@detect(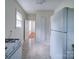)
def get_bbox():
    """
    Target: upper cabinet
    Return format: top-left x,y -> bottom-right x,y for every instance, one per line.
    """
51,8 -> 68,32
